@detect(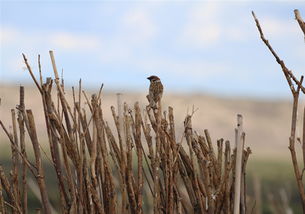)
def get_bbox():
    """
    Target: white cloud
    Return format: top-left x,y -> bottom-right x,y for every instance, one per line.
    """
180,2 -> 223,47
227,26 -> 248,41
121,7 -> 157,43
0,27 -> 19,44
0,26 -> 103,52
49,32 -> 102,51
179,2 -> 250,47
260,16 -> 299,38
98,7 -> 158,62
179,3 -> 302,48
